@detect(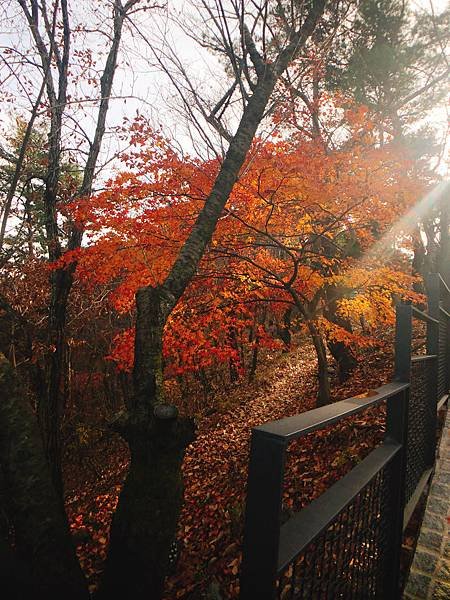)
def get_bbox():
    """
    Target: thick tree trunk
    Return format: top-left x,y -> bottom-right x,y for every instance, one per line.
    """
327,337 -> 357,382
289,289 -> 330,406
40,268 -> 71,496
439,194 -> 450,284
101,67 -> 282,600
412,228 -> 427,296
306,320 -> 330,407
323,294 -> 357,383
229,325 -> 240,382
97,418 -> 194,599
249,337 -> 259,382
277,307 -> 292,349
99,287 -> 195,598
0,355 -> 88,600
0,469 -> 30,600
